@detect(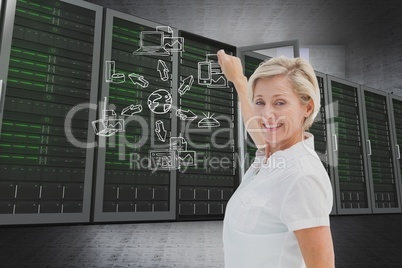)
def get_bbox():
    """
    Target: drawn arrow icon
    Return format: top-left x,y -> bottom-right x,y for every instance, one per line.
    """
176,109 -> 197,121
155,120 -> 167,142
178,75 -> 194,96
128,73 -> 149,88
157,60 -> 169,81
